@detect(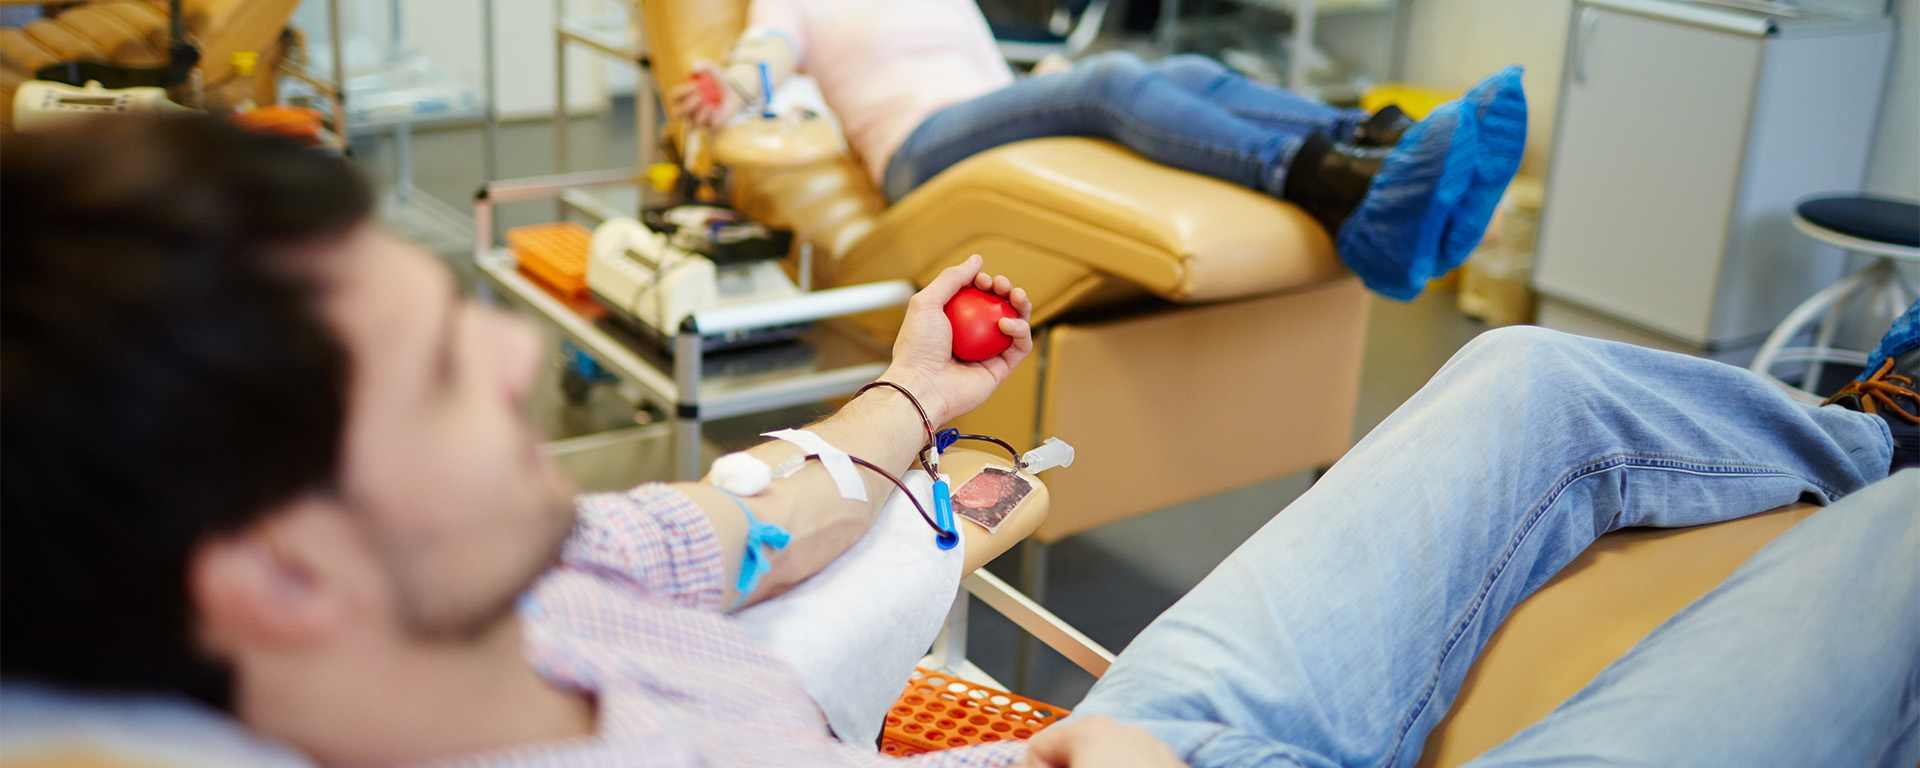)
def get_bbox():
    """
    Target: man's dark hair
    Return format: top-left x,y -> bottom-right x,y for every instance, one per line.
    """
2,115 -> 373,709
